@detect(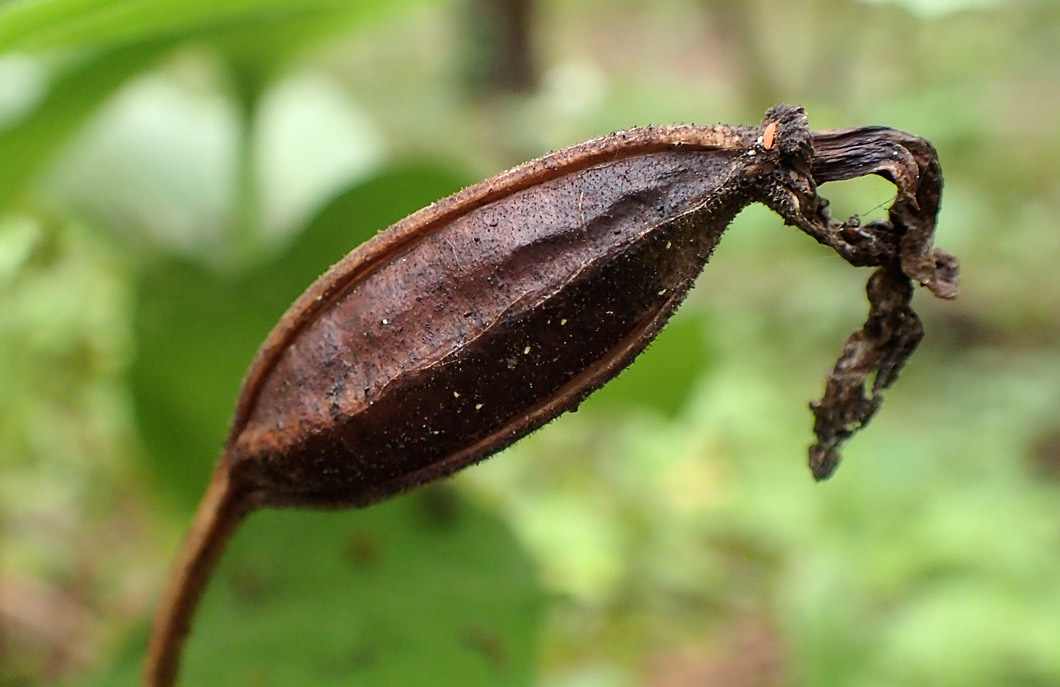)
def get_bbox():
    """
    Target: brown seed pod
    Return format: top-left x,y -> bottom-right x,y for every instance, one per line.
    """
144,105 -> 958,686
